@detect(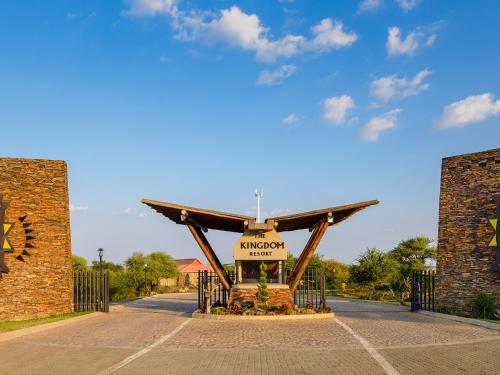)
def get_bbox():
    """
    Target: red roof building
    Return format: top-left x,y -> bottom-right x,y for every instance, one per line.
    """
176,258 -> 213,273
